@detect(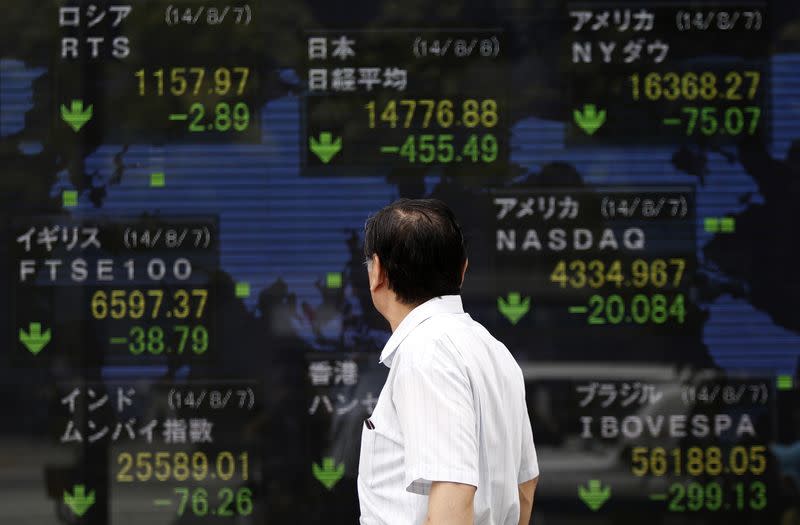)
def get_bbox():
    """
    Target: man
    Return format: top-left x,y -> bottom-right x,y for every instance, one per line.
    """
358,198 -> 539,525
